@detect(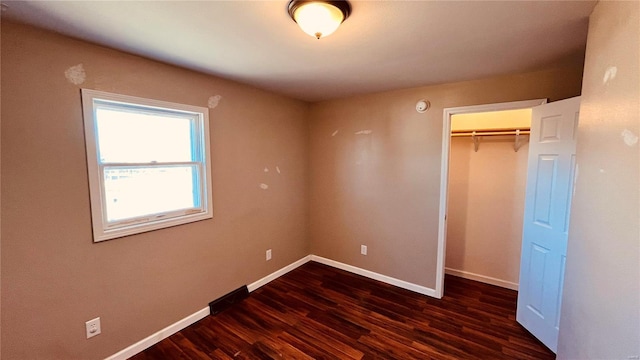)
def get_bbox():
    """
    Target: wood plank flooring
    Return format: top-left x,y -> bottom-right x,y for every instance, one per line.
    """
130,261 -> 555,359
